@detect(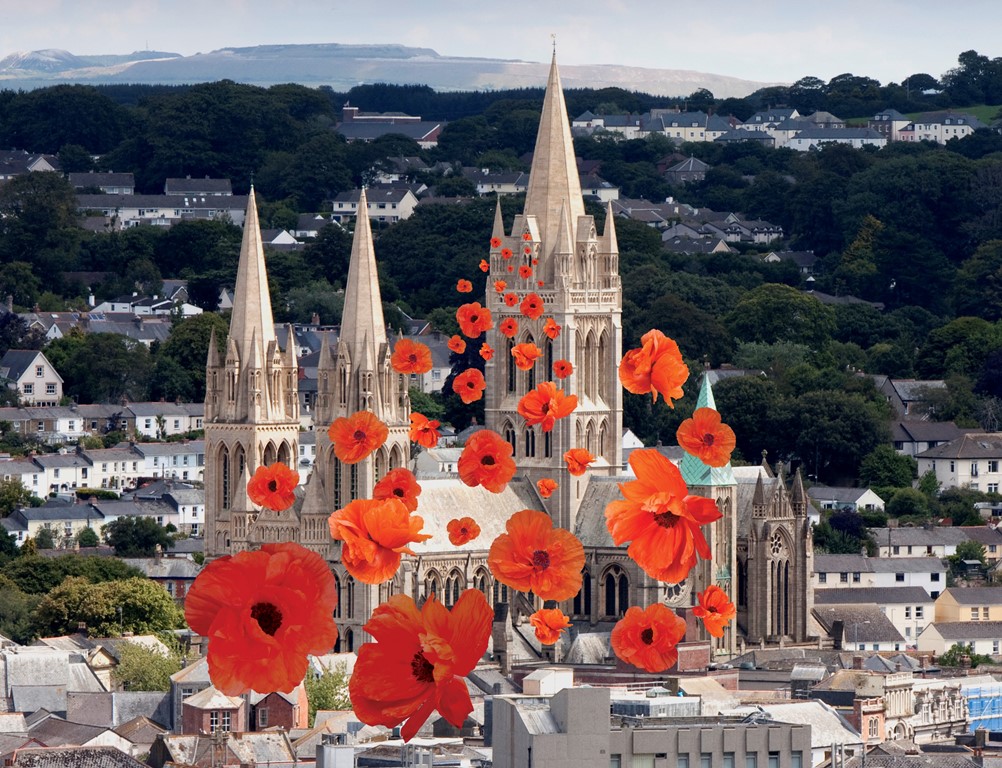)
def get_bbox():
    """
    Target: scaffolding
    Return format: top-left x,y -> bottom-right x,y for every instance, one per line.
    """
964,684 -> 1002,732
